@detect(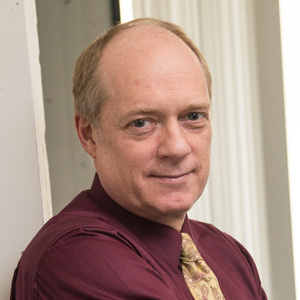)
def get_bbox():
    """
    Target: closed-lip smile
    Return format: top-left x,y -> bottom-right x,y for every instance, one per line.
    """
149,171 -> 193,184
151,173 -> 189,178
